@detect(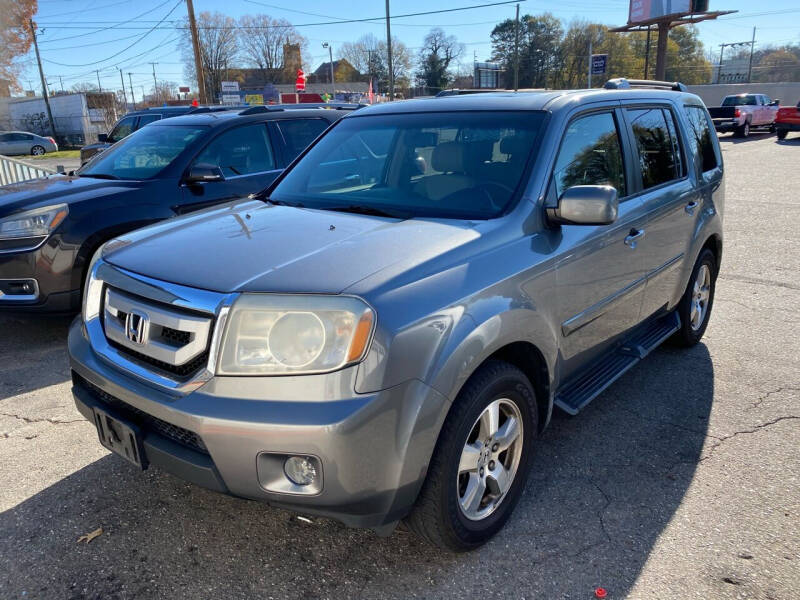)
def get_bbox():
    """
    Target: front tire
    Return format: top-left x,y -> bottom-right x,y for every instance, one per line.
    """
777,129 -> 788,140
672,248 -> 717,347
404,360 -> 537,551
31,145 -> 46,156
